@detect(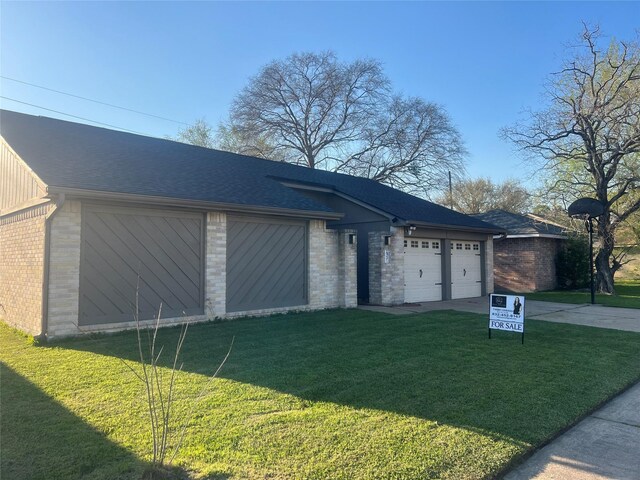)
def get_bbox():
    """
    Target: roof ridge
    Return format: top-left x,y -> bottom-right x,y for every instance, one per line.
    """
1,109 -> 501,232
